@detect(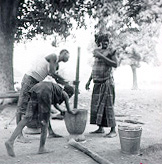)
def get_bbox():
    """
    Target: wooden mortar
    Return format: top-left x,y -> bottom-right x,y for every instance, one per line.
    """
64,109 -> 88,141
